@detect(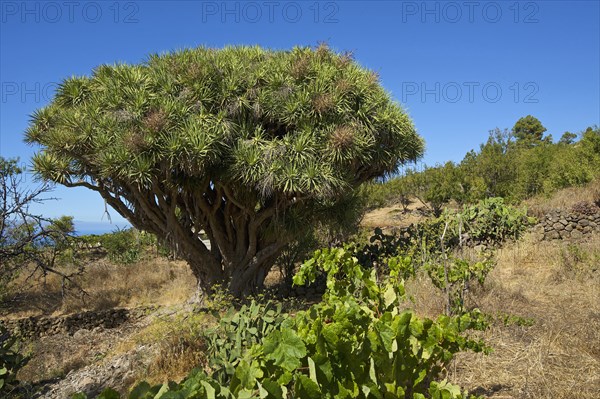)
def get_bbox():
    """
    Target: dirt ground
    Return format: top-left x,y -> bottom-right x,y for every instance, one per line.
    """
3,187 -> 600,398
360,196 -> 430,230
